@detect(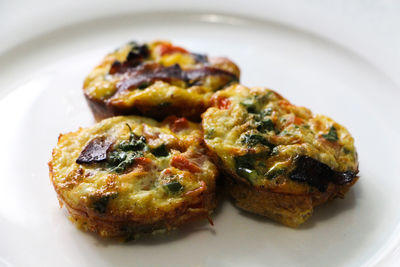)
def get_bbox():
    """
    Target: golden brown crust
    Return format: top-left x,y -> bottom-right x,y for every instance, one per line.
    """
84,90 -> 209,122
49,116 -> 218,238
52,181 -> 216,238
227,178 -> 313,227
201,84 -> 359,227
226,175 -> 358,227
209,151 -> 358,227
83,41 -> 240,122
